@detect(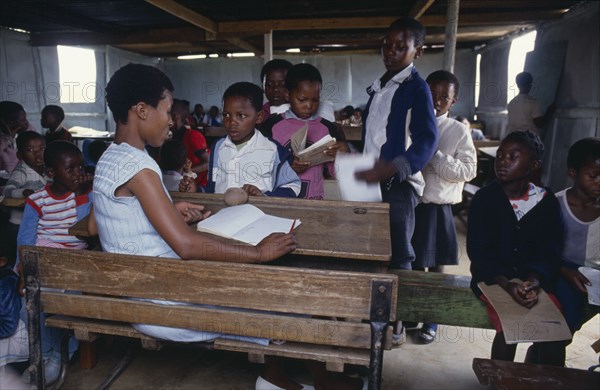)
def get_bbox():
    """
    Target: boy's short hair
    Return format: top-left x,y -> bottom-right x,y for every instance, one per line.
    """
16,130 -> 44,151
105,63 -> 174,125
0,101 -> 25,127
223,82 -> 263,113
388,17 -> 426,47
503,130 -> 545,161
159,139 -> 187,171
260,59 -> 294,83
285,63 -> 322,92
426,70 -> 461,95
567,137 -> 600,171
44,140 -> 81,169
516,72 -> 533,88
41,105 -> 65,121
